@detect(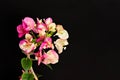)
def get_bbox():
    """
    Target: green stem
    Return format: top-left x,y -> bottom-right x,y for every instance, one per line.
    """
27,55 -> 38,80
30,31 -> 36,39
